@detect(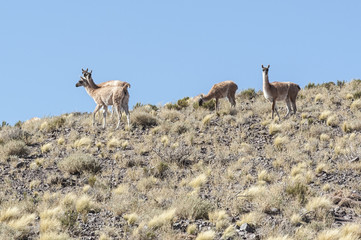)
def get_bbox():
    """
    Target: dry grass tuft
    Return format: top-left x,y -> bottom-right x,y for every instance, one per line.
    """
189,173 -> 208,188
75,195 -> 96,214
196,230 -> 216,240
41,143 -> 52,153
269,123 -> 282,135
74,137 -> 92,148
187,224 -> 197,234
0,207 -> 21,222
306,196 -> 332,219
148,208 -> 176,229
266,236 -> 294,240
319,110 -> 332,121
202,114 -> 214,126
350,99 -> 361,111
258,169 -> 273,183
39,232 -> 70,240
123,213 -> 139,225
342,120 -> 361,133
274,136 -> 288,150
